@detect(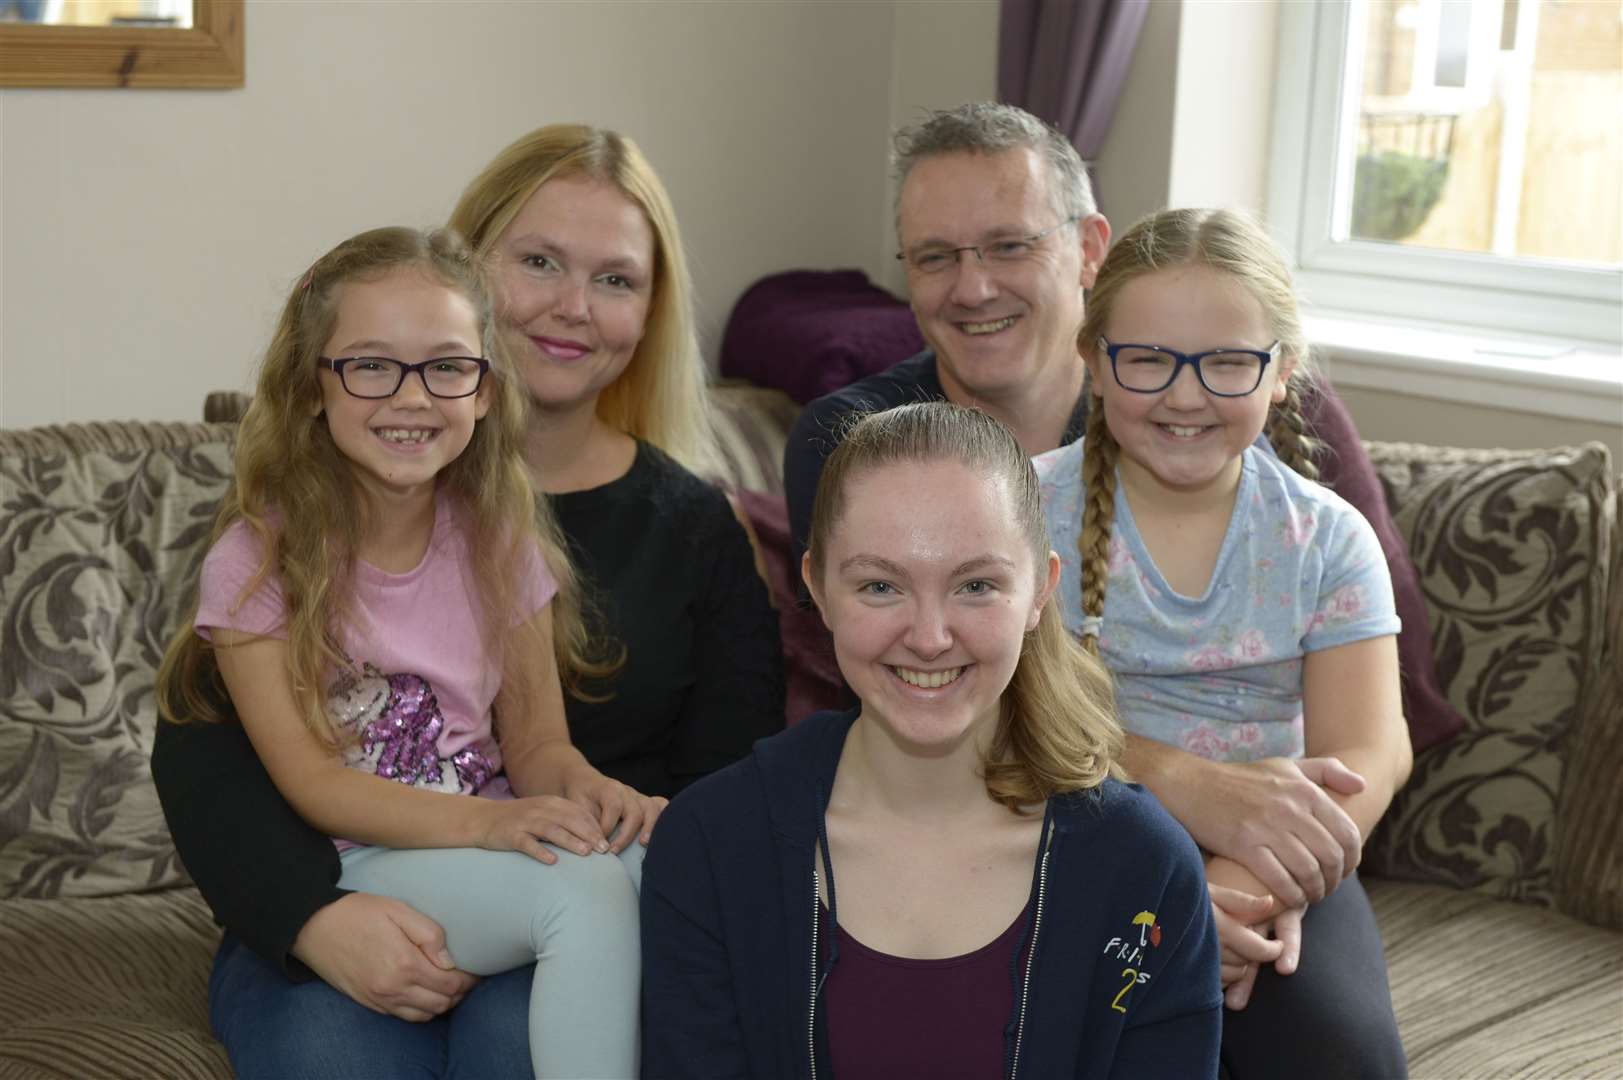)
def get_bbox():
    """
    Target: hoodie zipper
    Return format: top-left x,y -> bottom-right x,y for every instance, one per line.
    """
1008,824 -> 1052,1080
808,867 -> 821,1080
